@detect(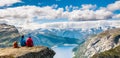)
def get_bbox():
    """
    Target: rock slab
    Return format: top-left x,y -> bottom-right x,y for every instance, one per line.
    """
0,46 -> 55,58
